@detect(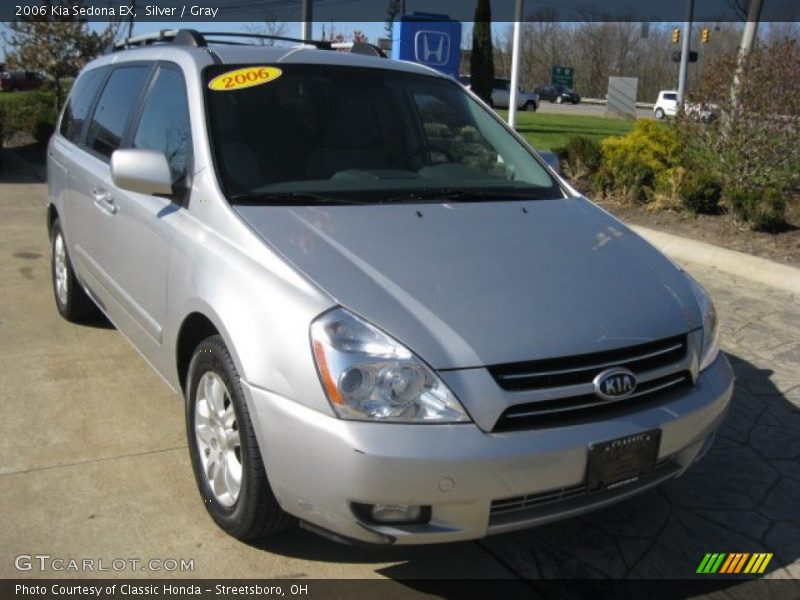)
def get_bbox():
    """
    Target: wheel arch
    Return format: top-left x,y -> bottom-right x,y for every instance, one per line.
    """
175,309 -> 242,394
47,203 -> 59,237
